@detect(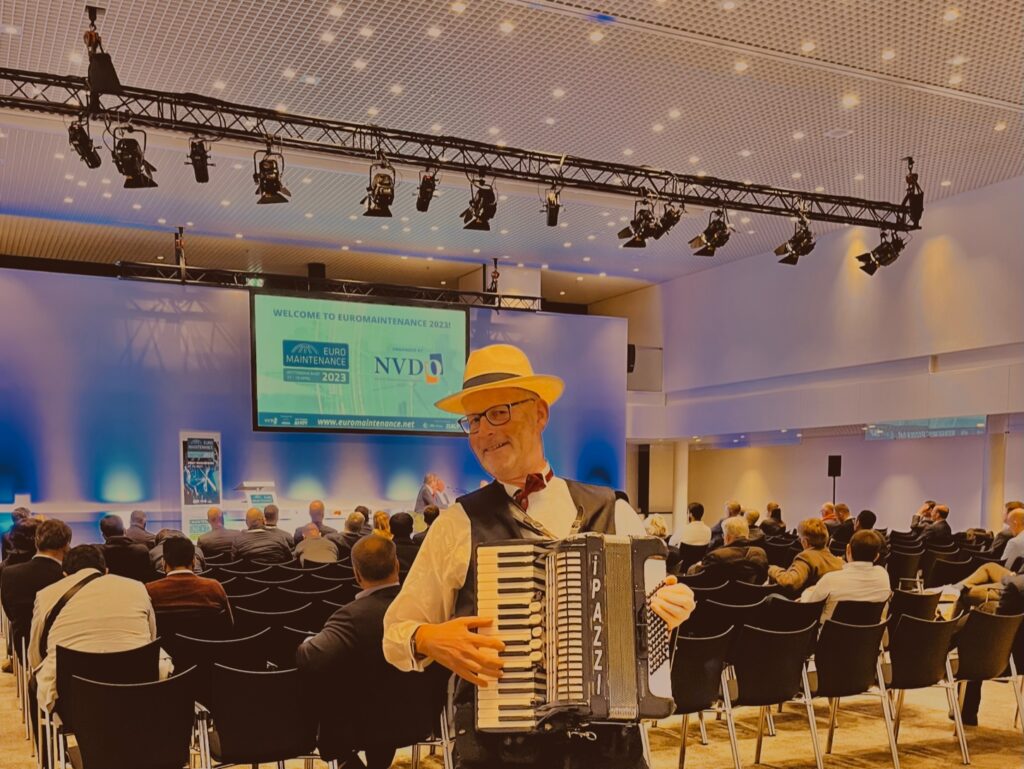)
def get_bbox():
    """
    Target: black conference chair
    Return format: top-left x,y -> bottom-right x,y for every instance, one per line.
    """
885,614 -> 967,764
172,629 -> 273,707
278,584 -> 355,610
810,620 -> 898,767
277,626 -> 315,669
69,666 -> 199,769
225,586 -> 271,607
204,664 -> 319,768
831,599 -> 888,625
234,603 -> 322,637
219,564 -> 274,579
751,595 -> 827,632
247,574 -> 305,590
717,581 -> 782,605
925,556 -> 974,589
885,589 -> 941,634
675,543 -> 709,574
885,550 -> 923,590
156,609 -> 232,655
675,571 -> 728,589
828,540 -> 847,558
670,628 -> 735,768
222,578 -> 268,597
685,599 -> 765,638
765,541 -> 800,569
